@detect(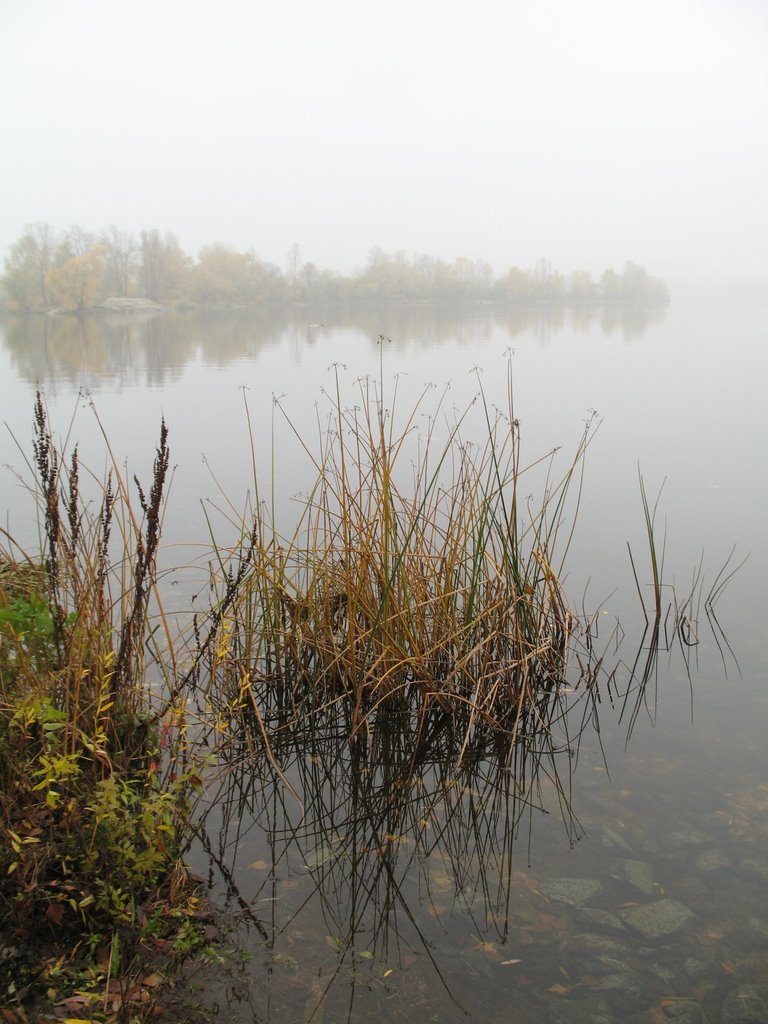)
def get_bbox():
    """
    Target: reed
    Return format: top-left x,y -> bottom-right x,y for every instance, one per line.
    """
201,359 -> 598,760
1,370 -> 733,1019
